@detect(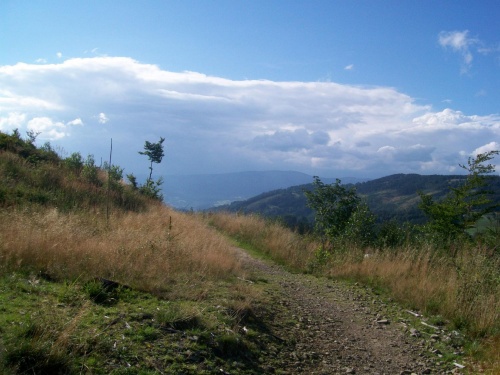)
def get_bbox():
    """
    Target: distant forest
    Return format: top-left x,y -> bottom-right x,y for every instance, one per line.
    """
216,173 -> 500,231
